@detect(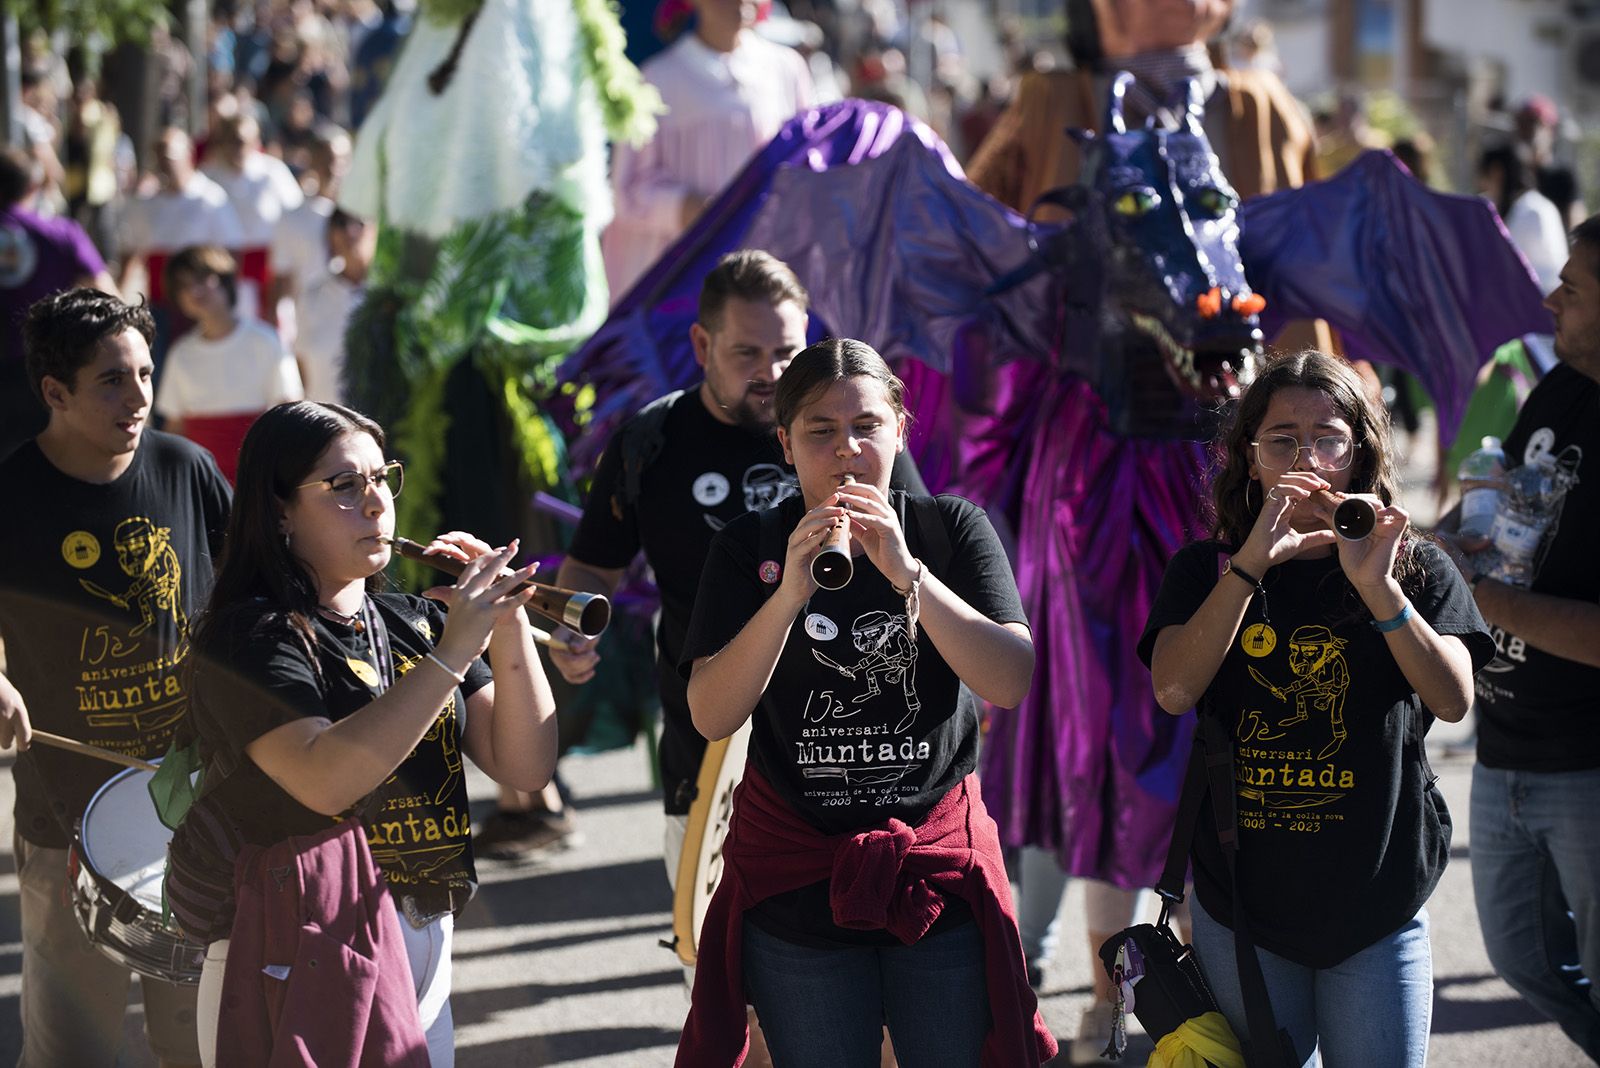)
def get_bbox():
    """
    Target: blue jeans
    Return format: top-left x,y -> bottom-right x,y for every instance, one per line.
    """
742,918 -> 991,1067
1190,895 -> 1432,1068
1471,763 -> 1600,1056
